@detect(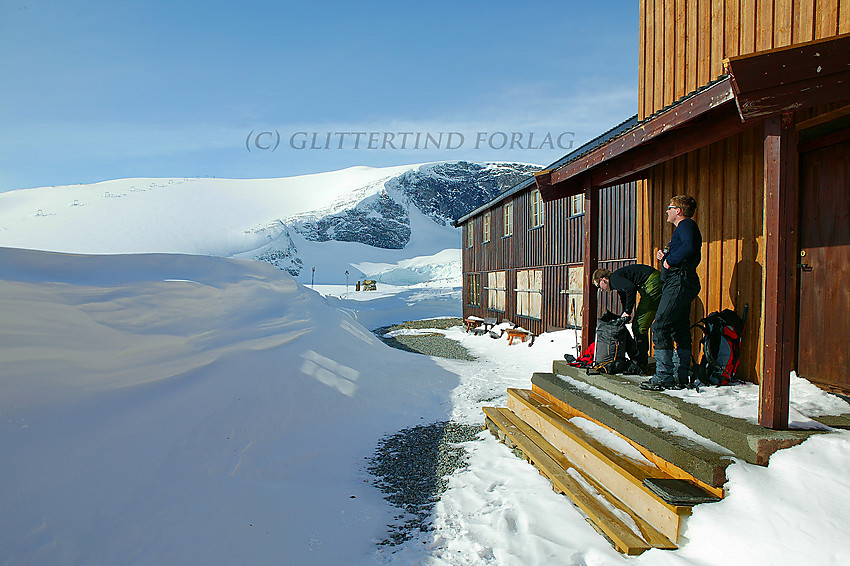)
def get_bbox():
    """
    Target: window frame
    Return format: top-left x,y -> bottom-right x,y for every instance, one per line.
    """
515,268 -> 543,320
568,194 -> 584,217
467,273 -> 482,306
530,189 -> 545,228
485,271 -> 506,313
503,201 -> 513,237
